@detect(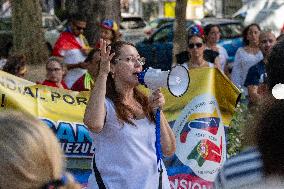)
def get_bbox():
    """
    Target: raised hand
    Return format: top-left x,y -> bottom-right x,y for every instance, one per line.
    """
99,39 -> 115,76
